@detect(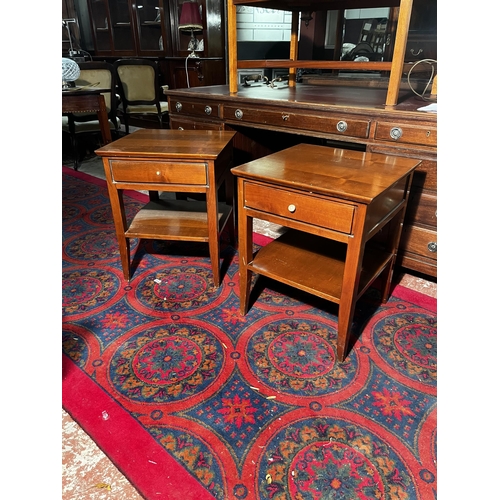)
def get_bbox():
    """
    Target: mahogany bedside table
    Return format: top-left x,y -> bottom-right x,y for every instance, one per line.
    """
231,144 -> 420,361
96,129 -> 236,287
